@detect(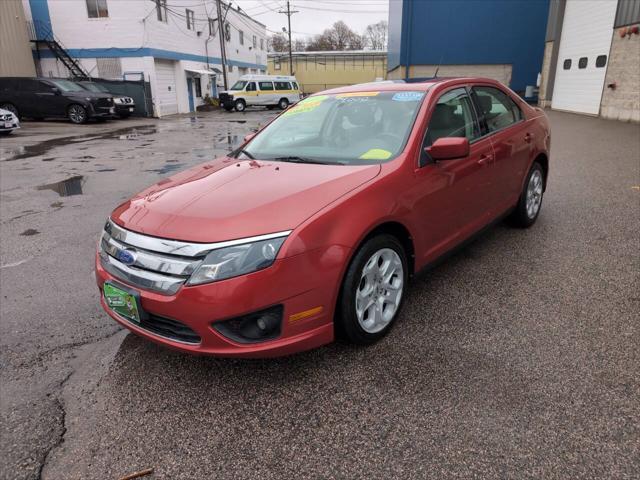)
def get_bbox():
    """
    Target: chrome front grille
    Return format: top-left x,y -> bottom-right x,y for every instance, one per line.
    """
99,220 -> 292,295
99,220 -> 205,295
